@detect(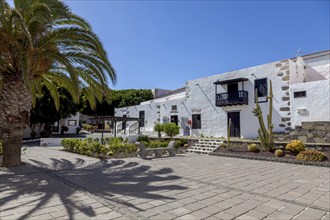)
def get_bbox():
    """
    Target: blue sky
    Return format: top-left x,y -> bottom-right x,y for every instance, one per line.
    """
9,0 -> 330,90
